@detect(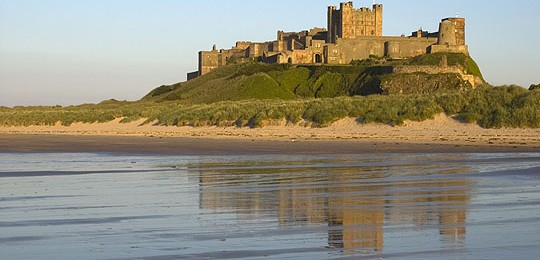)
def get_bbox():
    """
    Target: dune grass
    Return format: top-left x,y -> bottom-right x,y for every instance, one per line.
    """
1,86 -> 539,129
